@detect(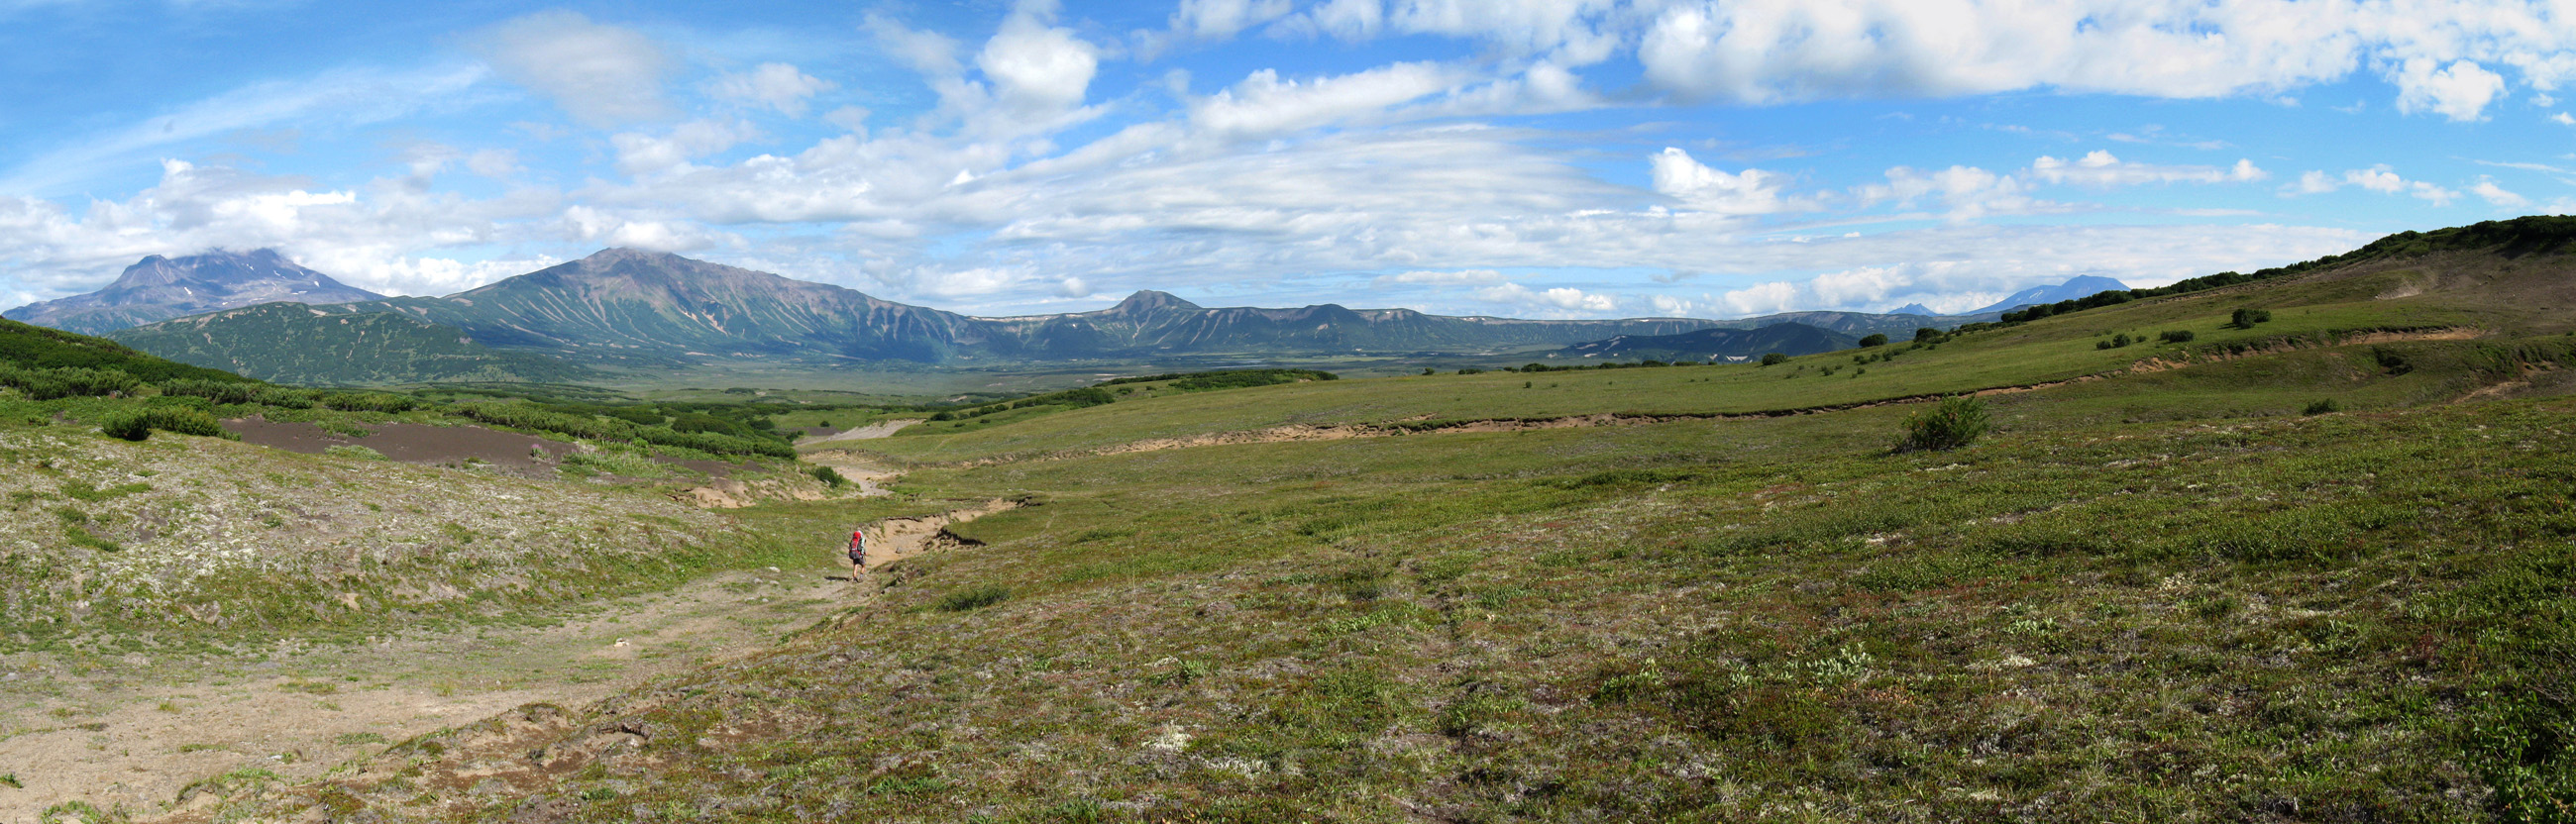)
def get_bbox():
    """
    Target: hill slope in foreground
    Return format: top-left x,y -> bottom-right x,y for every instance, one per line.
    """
40,216 -> 2576,822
